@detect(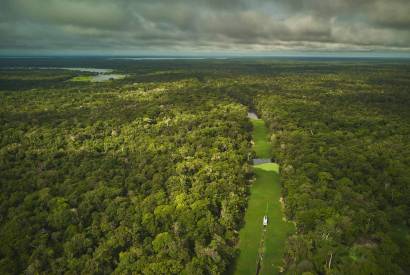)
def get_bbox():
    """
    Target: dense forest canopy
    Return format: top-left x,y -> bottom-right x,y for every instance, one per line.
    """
0,57 -> 409,274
